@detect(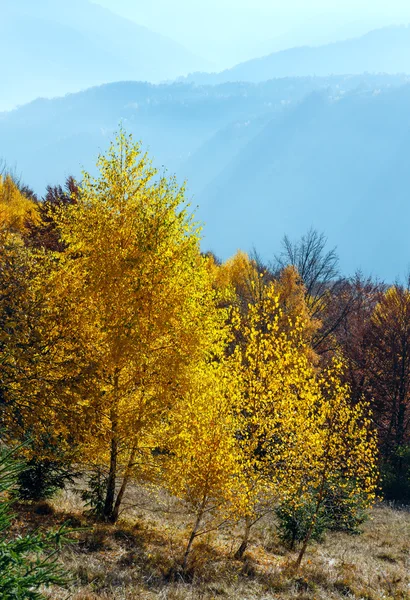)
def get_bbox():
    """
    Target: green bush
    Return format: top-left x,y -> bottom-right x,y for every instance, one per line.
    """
0,445 -> 73,599
16,434 -> 78,502
276,482 -> 368,549
17,457 -> 77,502
80,466 -> 109,519
324,485 -> 368,534
275,498 -> 328,549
